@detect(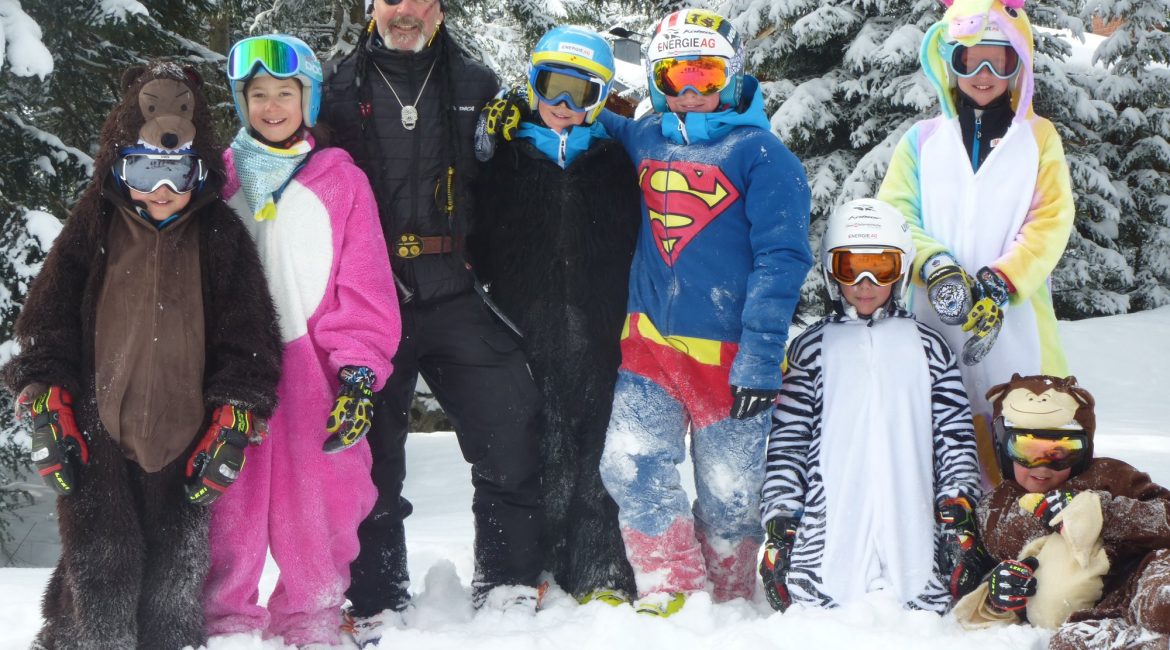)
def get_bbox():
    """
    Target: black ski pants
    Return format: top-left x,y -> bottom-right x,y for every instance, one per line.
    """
346,291 -> 541,615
